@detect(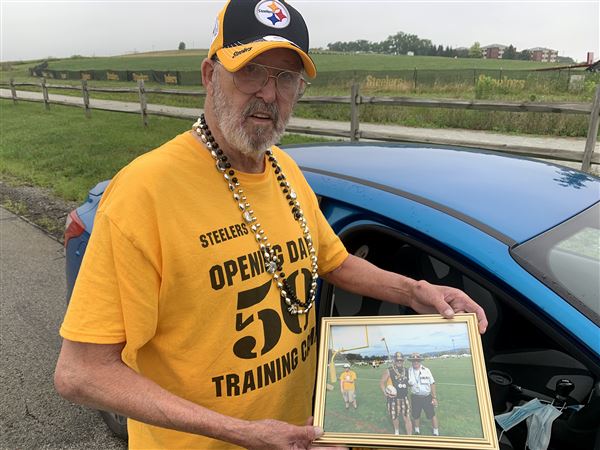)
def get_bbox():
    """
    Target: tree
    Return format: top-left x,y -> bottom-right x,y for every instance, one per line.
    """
325,32 -> 467,57
503,44 -> 517,60
518,49 -> 532,60
469,42 -> 482,58
380,31 -> 430,55
557,56 -> 575,64
456,48 -> 469,58
178,41 -> 186,51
